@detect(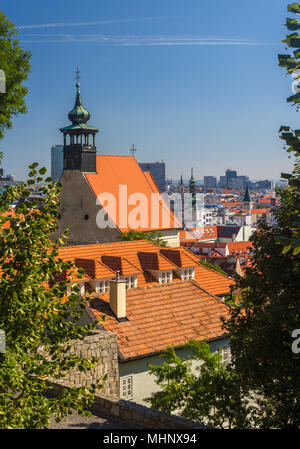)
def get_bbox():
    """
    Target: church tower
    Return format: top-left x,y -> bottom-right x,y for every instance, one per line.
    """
60,70 -> 99,173
189,168 -> 196,223
243,184 -> 253,210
